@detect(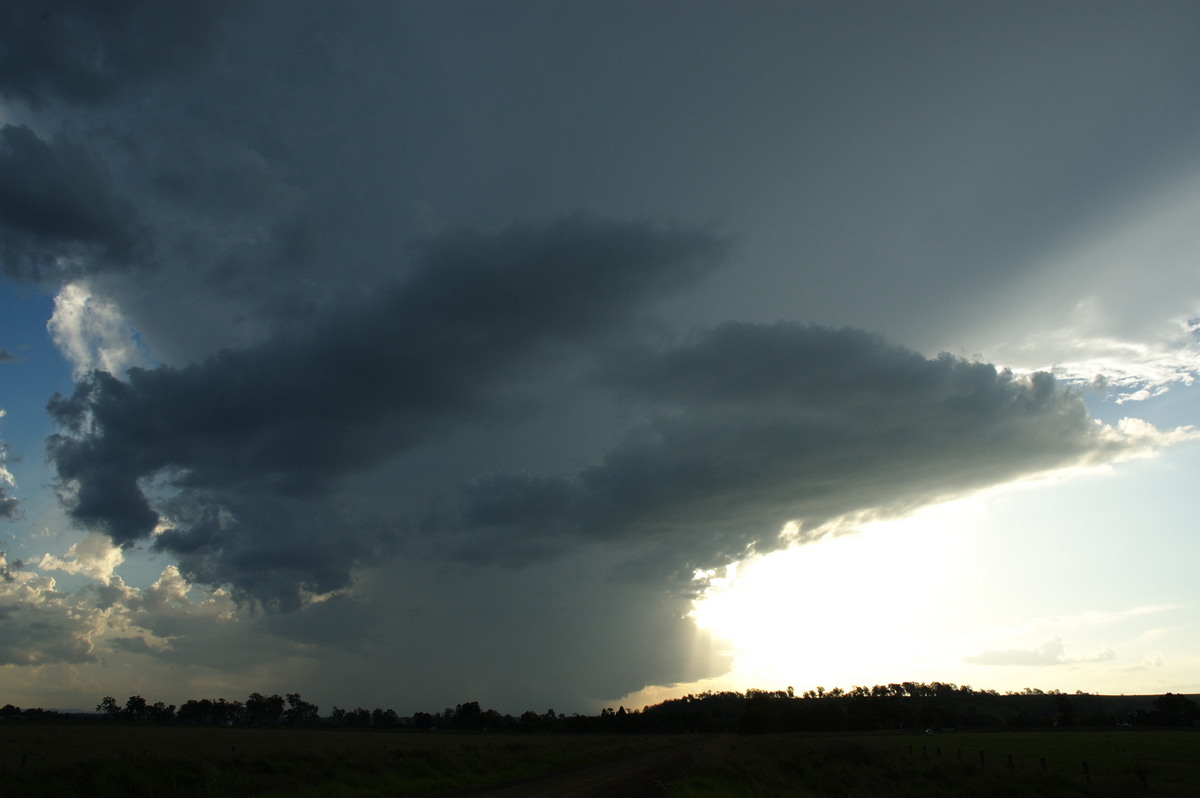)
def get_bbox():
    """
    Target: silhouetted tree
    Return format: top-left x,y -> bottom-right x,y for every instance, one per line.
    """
246,692 -> 285,725
178,699 -> 212,724
454,701 -> 482,730
214,698 -> 244,725
1053,694 -> 1076,727
284,693 -> 319,726
149,701 -> 176,721
97,696 -> 120,719
1152,693 -> 1200,726
123,695 -> 148,721
373,707 -> 399,728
